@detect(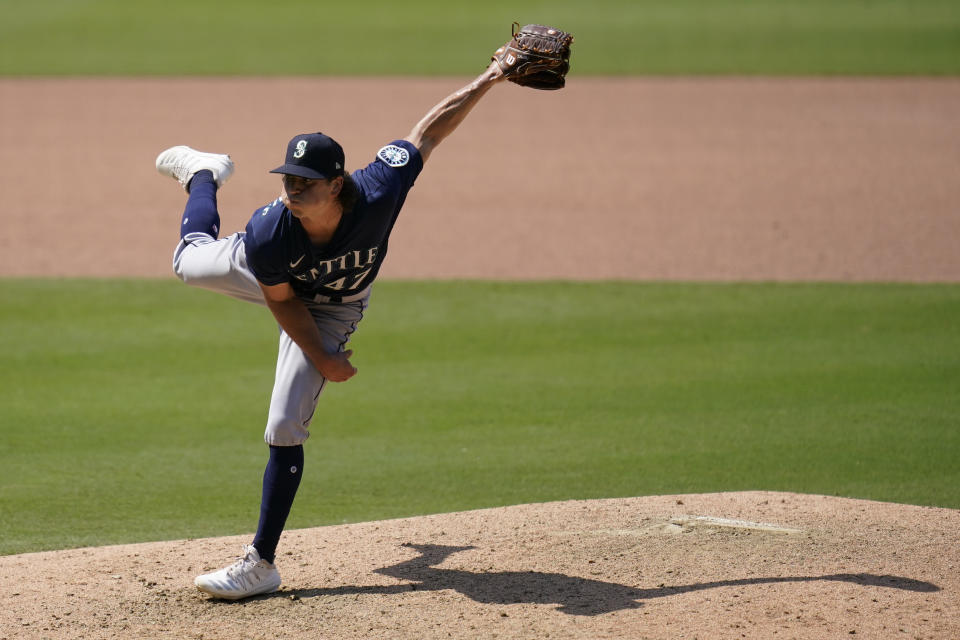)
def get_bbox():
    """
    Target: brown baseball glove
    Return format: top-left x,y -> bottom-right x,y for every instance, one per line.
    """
492,23 -> 574,90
